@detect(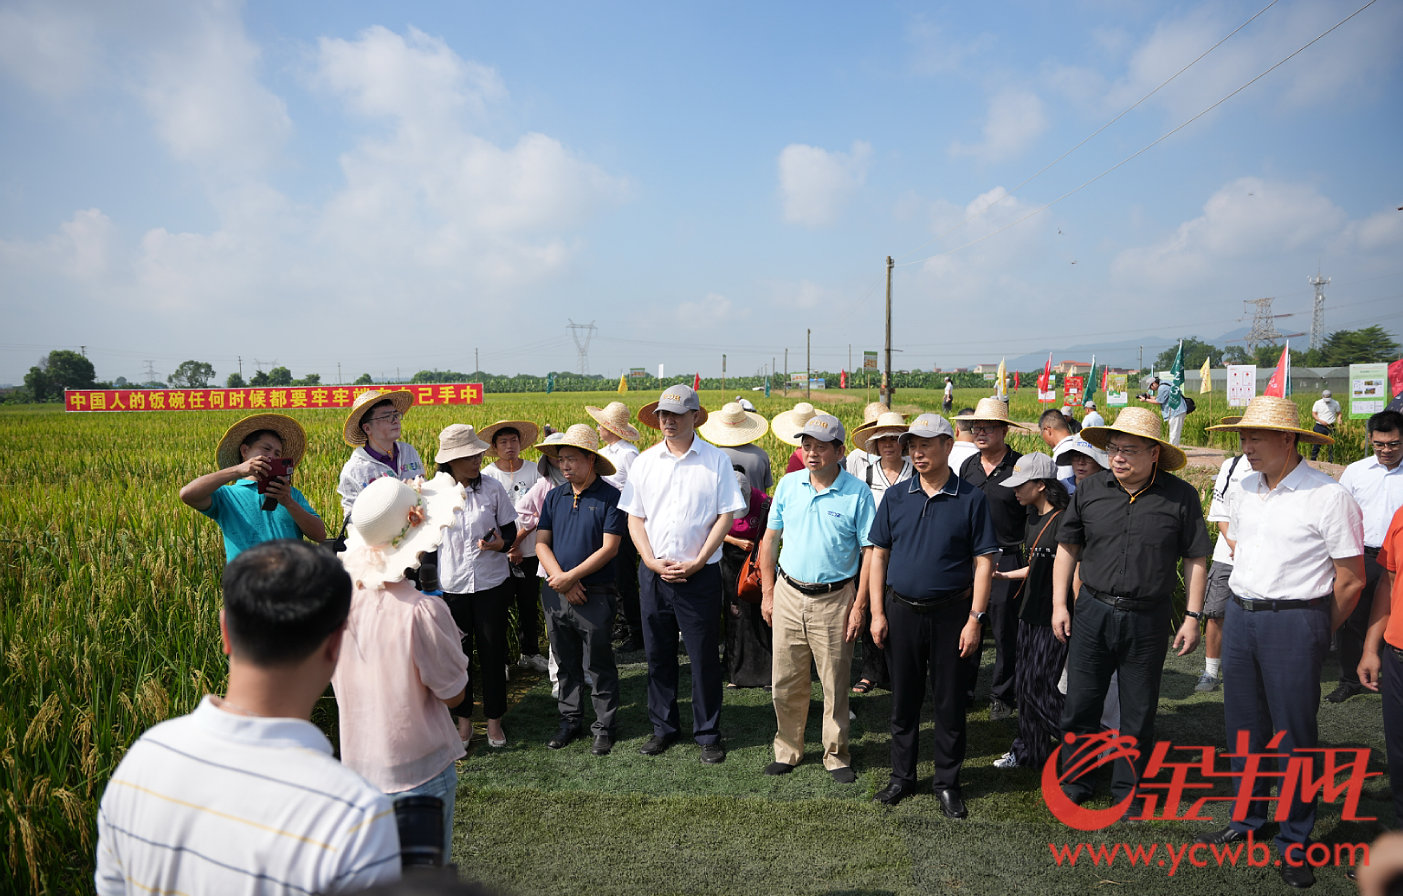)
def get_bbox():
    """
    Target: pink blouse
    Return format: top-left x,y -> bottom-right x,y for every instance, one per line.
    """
331,578 -> 469,793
